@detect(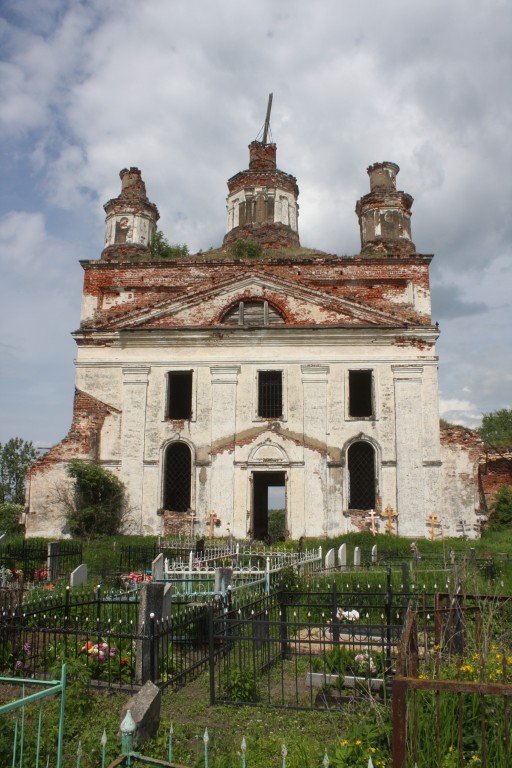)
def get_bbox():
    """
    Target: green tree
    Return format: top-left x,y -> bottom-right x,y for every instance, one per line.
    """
150,229 -> 189,259
66,460 -> 127,537
229,239 -> 263,258
478,408 -> 512,447
488,485 -> 512,531
0,503 -> 23,535
0,437 -> 37,504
